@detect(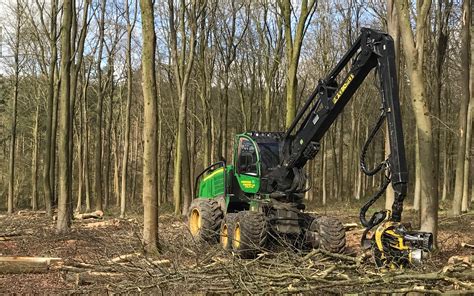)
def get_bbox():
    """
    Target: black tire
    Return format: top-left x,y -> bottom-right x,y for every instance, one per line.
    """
188,199 -> 223,243
232,211 -> 268,258
310,216 -> 346,253
220,213 -> 238,250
